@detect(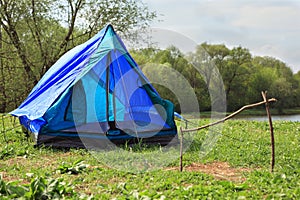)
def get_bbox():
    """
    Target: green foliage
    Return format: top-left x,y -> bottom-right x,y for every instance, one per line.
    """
25,176 -> 75,199
0,175 -> 83,199
131,44 -> 300,112
0,145 -> 14,159
57,160 -> 89,175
